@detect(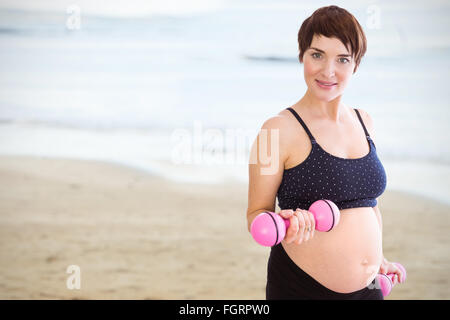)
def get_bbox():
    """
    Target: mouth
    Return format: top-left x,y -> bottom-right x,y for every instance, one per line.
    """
316,79 -> 337,89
